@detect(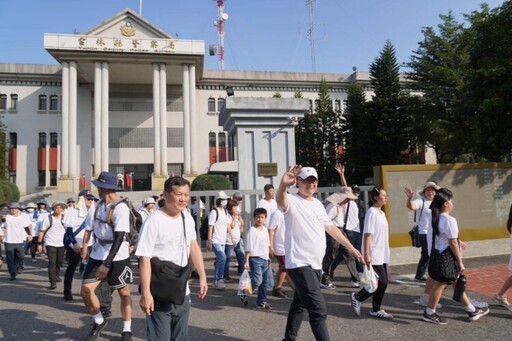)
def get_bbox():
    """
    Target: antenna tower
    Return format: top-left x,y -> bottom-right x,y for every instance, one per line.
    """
213,0 -> 229,70
307,0 -> 316,73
